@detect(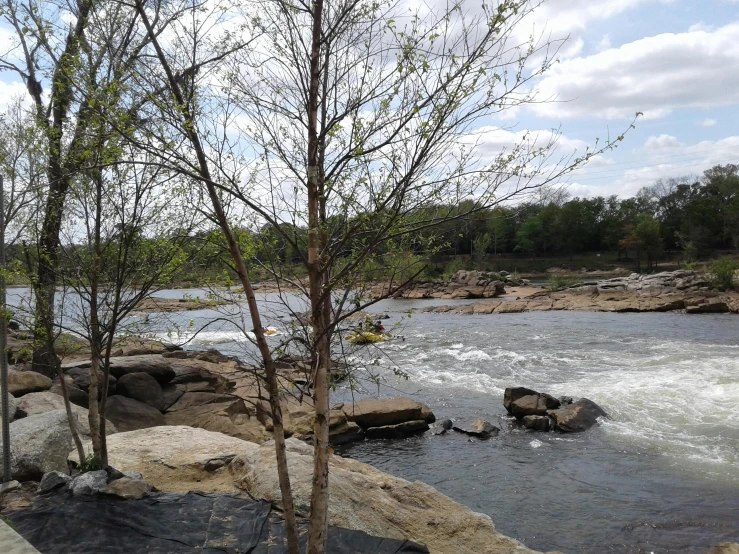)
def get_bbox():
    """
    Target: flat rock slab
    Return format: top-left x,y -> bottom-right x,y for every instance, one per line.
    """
0,519 -> 41,554
342,398 -> 435,428
6,490 -> 429,554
